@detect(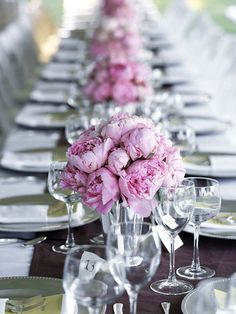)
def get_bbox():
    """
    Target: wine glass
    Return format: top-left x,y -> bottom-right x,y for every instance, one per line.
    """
150,179 -> 196,295
164,124 -> 196,157
48,161 -> 79,254
65,114 -> 90,144
177,177 -> 221,280
106,222 -> 161,314
63,244 -> 124,314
